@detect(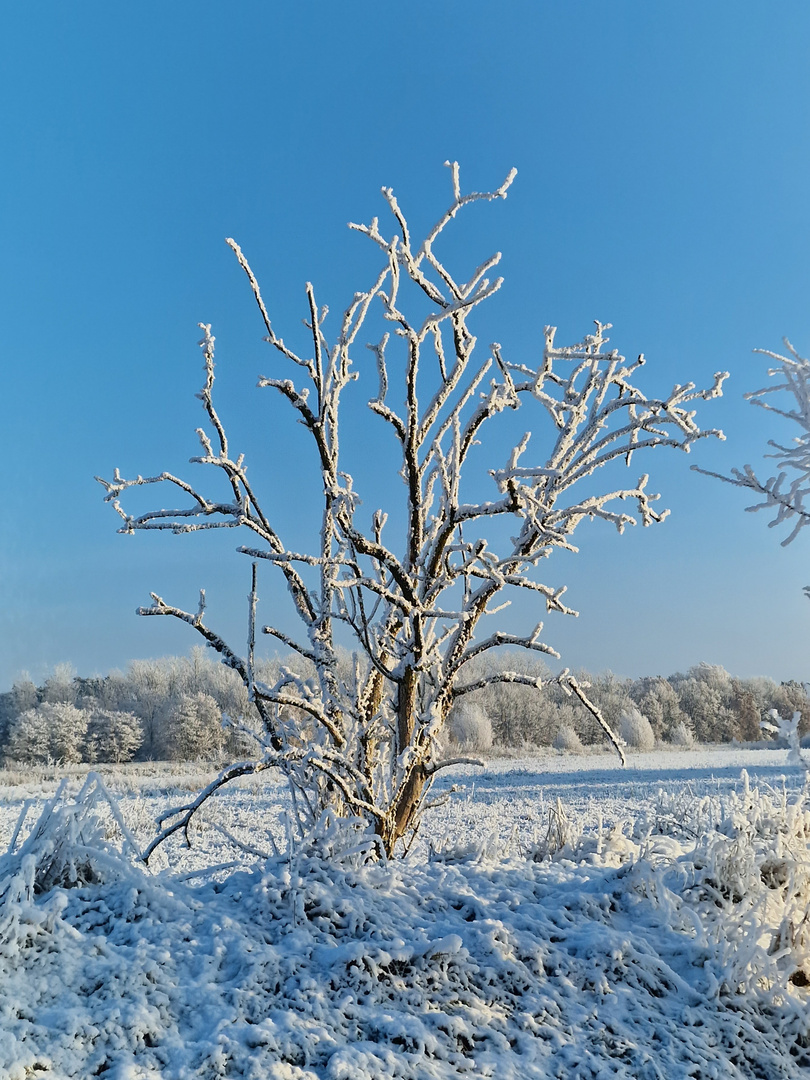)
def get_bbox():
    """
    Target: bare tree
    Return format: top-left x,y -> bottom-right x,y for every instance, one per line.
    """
99,163 -> 726,857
